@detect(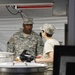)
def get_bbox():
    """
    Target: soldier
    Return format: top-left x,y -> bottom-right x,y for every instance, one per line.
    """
7,18 -> 43,59
35,24 -> 60,75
